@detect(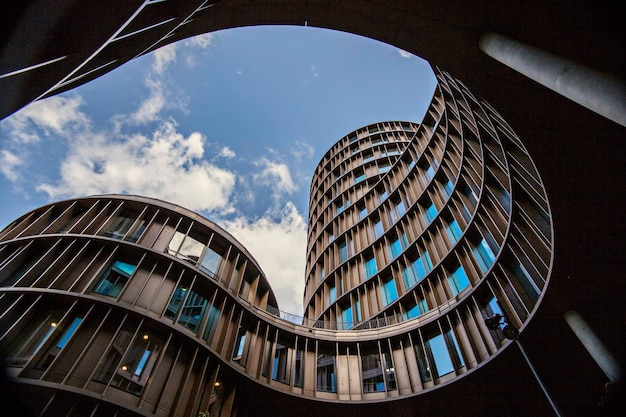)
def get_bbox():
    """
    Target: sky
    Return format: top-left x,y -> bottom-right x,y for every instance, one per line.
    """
0,26 -> 436,315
